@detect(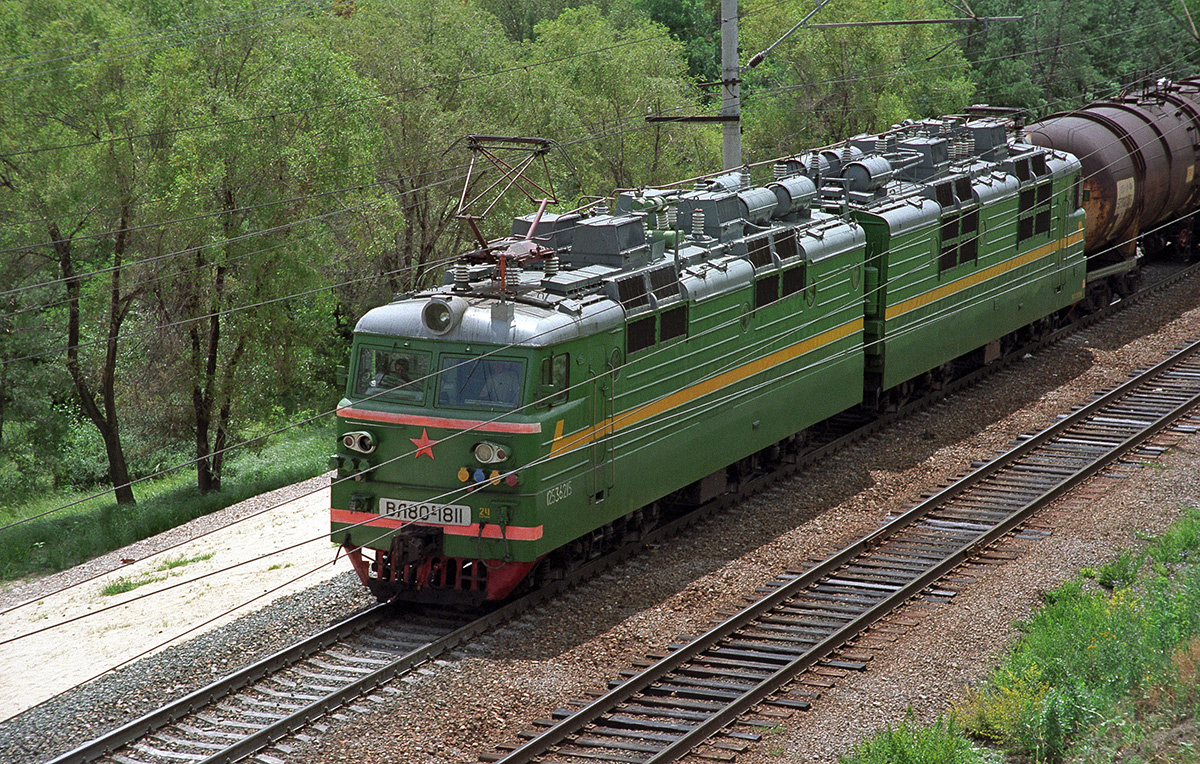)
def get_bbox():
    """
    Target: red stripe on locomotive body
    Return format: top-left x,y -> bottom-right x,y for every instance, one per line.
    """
331,509 -> 404,529
330,509 -> 544,540
336,406 -> 542,434
443,523 -> 544,541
